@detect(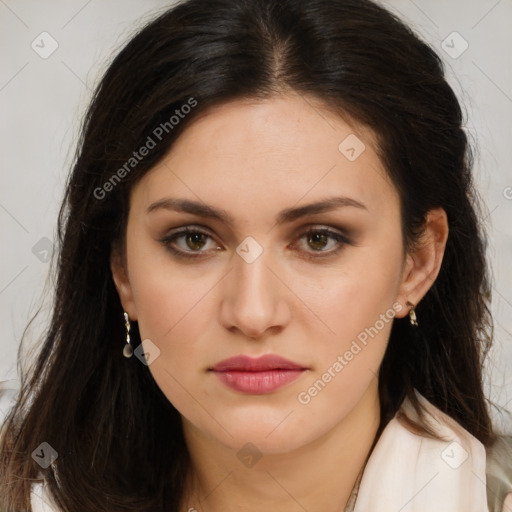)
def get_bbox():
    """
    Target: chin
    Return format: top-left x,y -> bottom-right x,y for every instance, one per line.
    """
197,411 -> 325,457
224,428 -> 310,456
